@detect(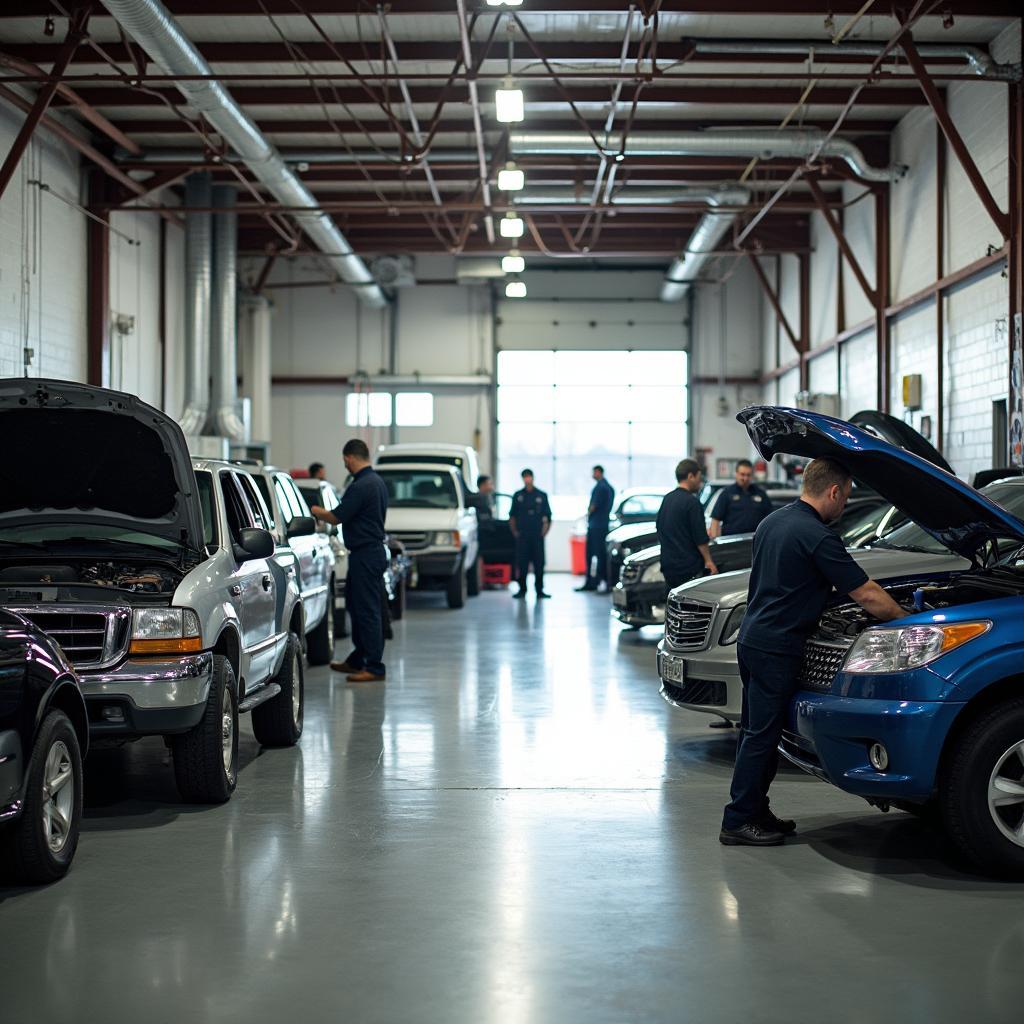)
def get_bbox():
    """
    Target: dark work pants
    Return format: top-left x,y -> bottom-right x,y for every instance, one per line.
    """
516,534 -> 545,593
584,526 -> 609,587
663,568 -> 702,593
345,545 -> 388,676
722,643 -> 803,829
